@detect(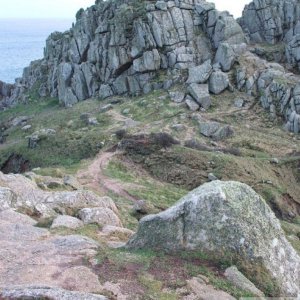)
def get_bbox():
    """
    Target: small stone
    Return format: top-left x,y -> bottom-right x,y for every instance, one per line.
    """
78,207 -> 122,227
185,95 -> 200,111
171,124 -> 185,131
270,158 -> 279,164
88,117 -> 98,125
22,125 -> 32,131
234,98 -> 245,108
208,173 -> 218,181
169,91 -> 185,103
100,104 -> 113,113
122,108 -> 131,115
51,215 -> 84,229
